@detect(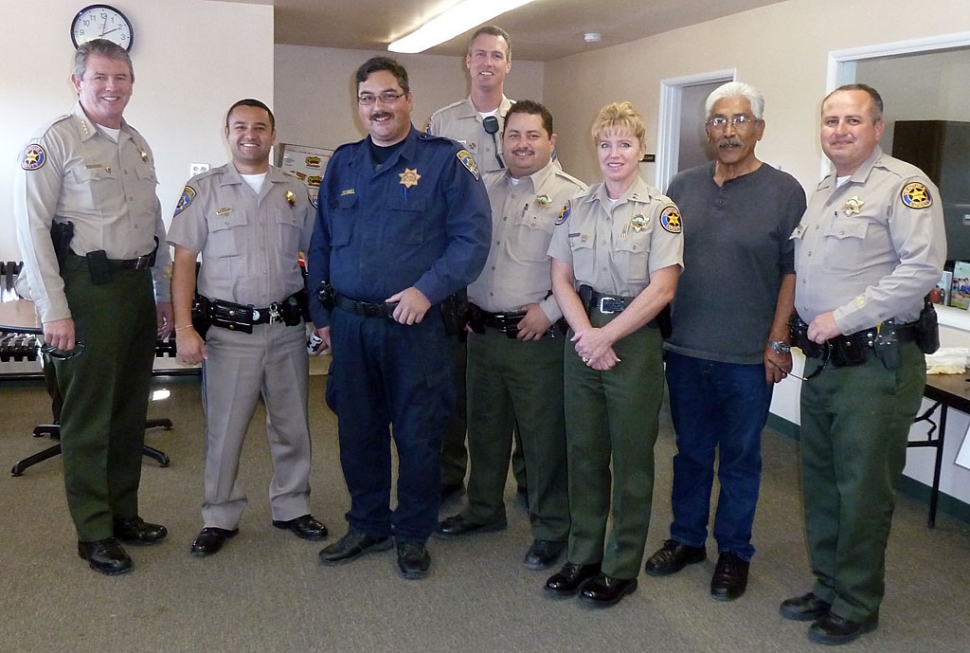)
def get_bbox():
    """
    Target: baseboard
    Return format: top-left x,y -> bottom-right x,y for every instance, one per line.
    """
766,414 -> 970,526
